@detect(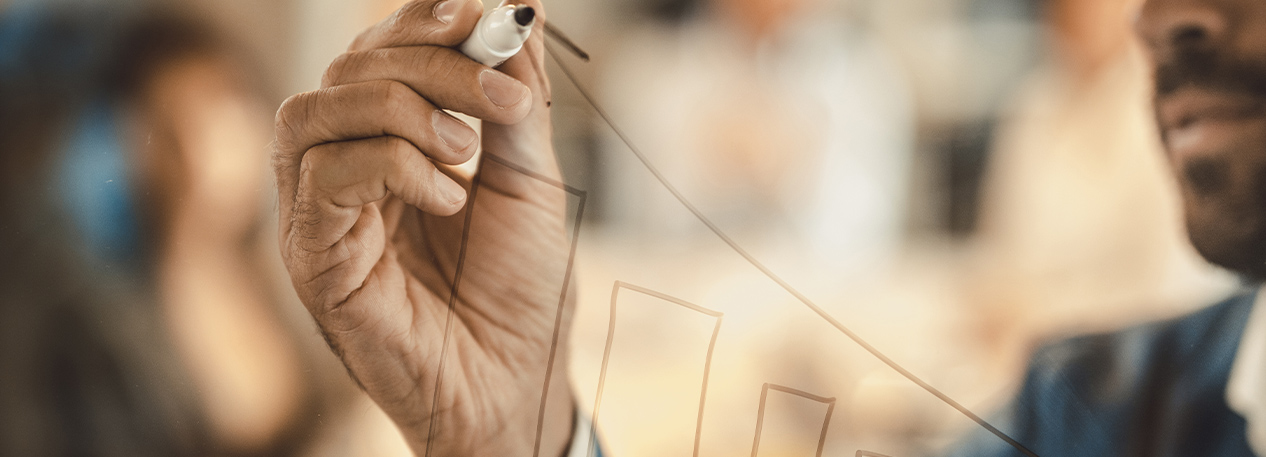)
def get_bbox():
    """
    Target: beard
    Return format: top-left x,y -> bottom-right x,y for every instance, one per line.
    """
1180,156 -> 1266,279
1155,46 -> 1266,279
